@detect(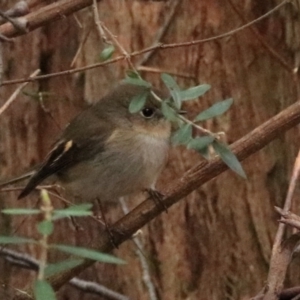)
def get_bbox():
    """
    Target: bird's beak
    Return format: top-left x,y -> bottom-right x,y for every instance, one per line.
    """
178,110 -> 187,115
